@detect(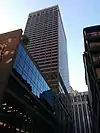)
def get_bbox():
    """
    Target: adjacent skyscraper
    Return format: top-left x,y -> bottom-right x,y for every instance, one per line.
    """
24,5 -> 70,92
